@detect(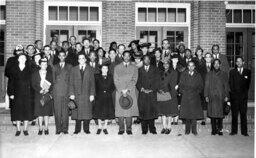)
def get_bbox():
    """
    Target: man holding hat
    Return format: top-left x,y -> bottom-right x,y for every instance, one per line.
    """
114,50 -> 139,135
